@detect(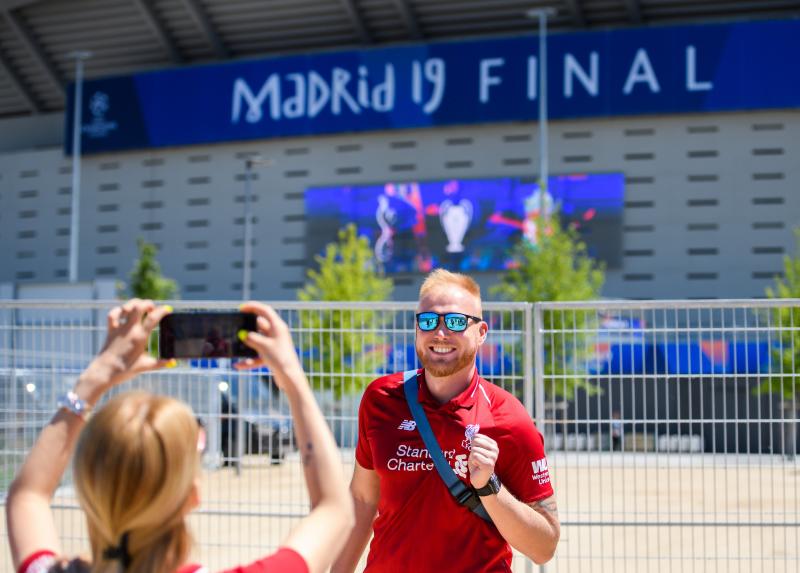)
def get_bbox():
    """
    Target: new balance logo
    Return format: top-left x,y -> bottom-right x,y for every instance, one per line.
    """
398,420 -> 417,431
